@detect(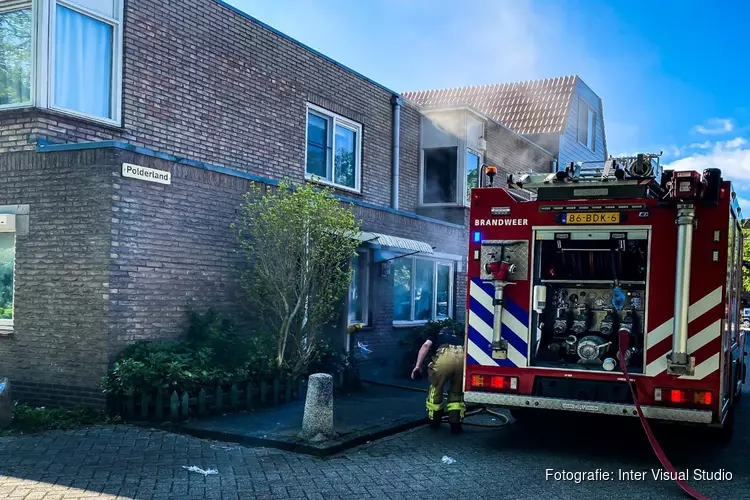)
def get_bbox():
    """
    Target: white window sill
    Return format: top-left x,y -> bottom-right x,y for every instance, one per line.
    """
306,175 -> 361,195
0,103 -> 33,112
393,321 -> 429,328
50,105 -> 120,128
419,202 -> 463,208
0,324 -> 14,335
